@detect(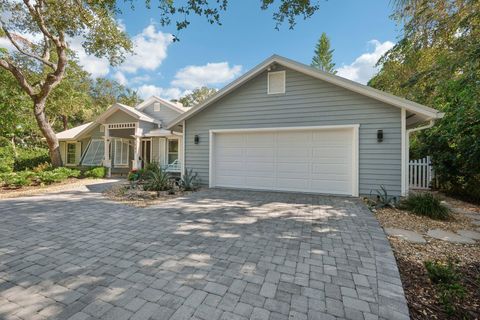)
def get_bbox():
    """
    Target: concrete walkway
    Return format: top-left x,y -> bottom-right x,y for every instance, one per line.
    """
0,184 -> 409,320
